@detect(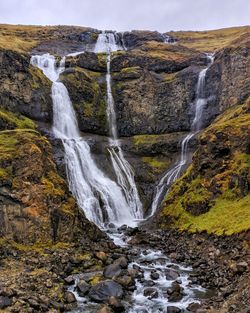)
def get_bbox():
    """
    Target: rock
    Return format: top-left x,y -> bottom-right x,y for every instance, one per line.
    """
76,280 -> 90,296
187,302 -> 201,312
118,225 -> 128,232
108,296 -> 125,312
89,281 -> 124,302
143,287 -> 159,299
0,296 -> 12,309
64,275 -> 75,285
167,306 -> 181,313
150,271 -> 160,280
104,263 -> 122,278
115,257 -> 128,269
98,305 -> 113,313
235,261 -> 248,273
96,252 -> 108,262
115,275 -> 134,287
64,291 -> 76,303
165,269 -> 180,280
